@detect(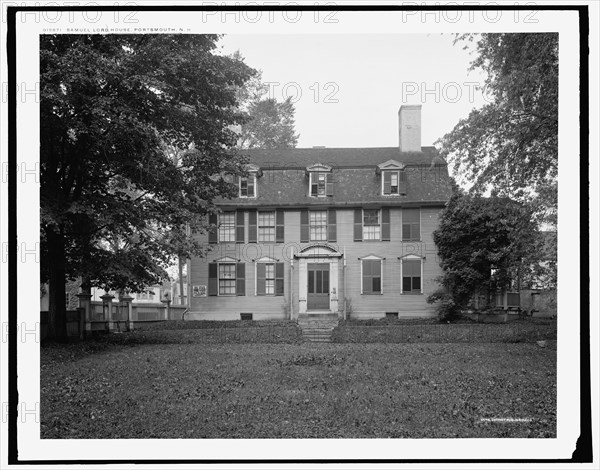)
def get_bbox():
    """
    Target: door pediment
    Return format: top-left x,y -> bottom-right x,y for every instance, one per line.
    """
295,244 -> 343,258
